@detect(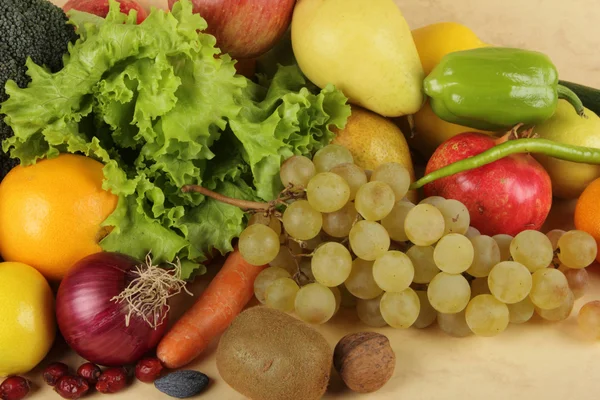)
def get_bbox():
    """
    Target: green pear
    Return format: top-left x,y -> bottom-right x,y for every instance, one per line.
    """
291,0 -> 425,117
533,99 -> 600,199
